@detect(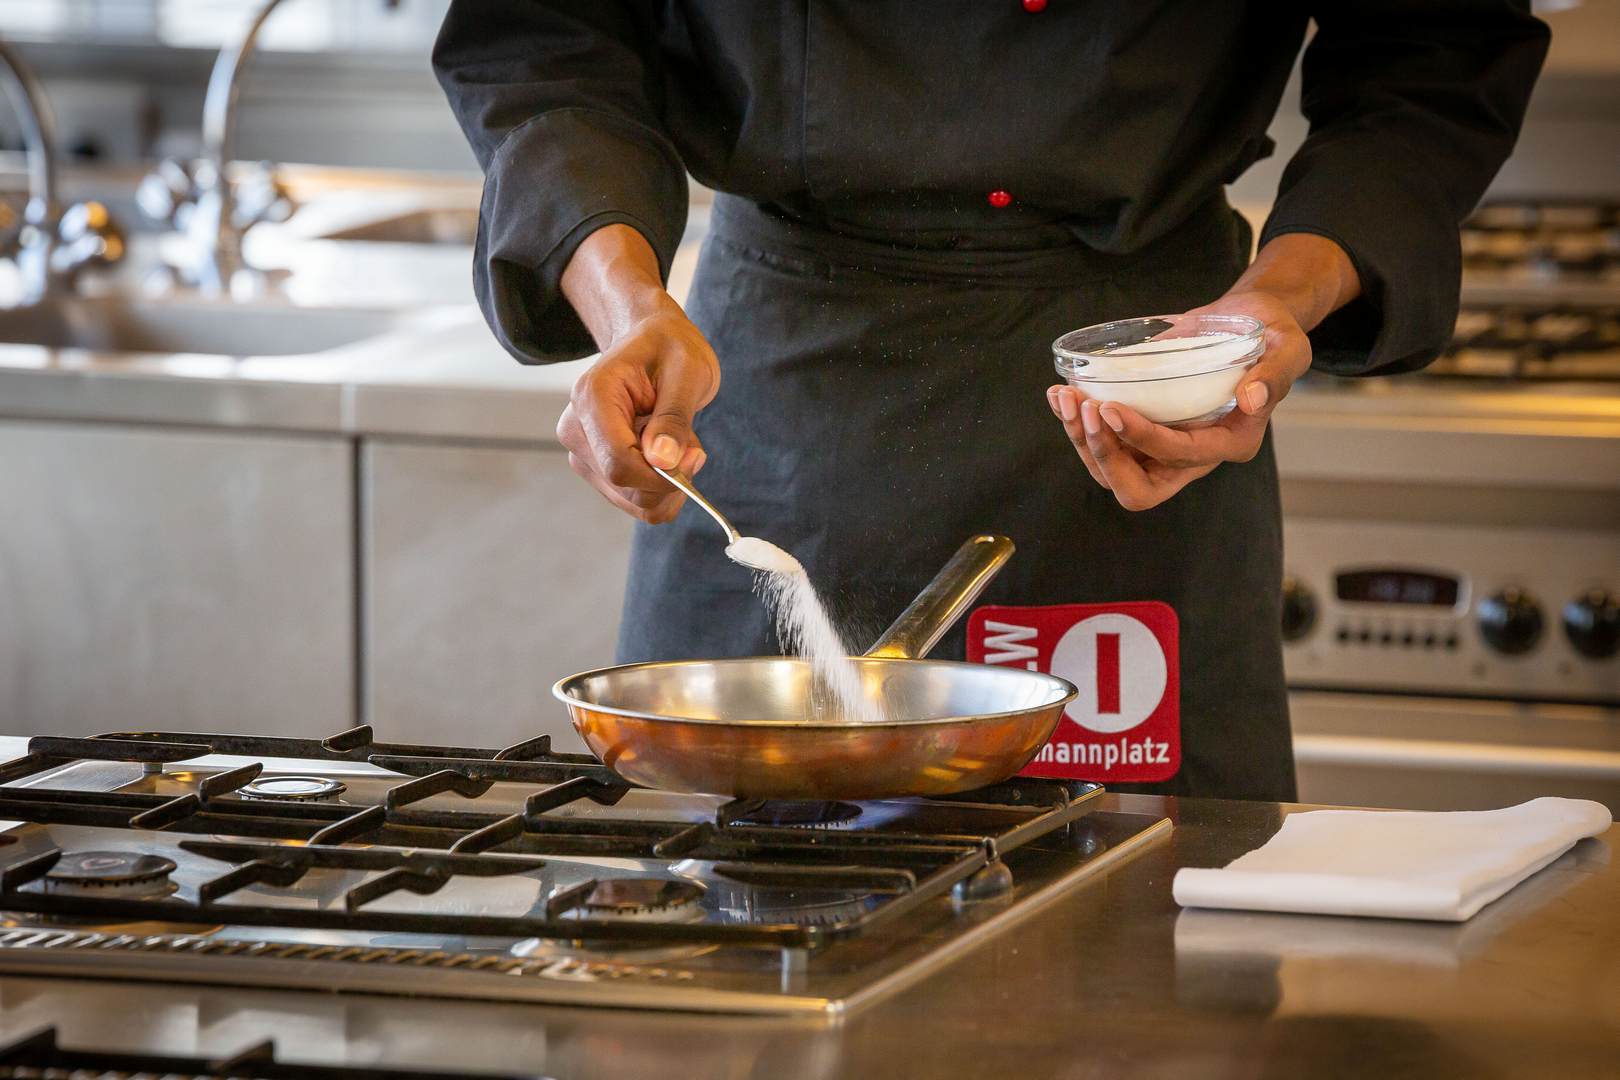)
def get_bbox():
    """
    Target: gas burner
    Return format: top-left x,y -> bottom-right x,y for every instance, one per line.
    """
238,775 -> 347,802
721,888 -> 879,927
579,878 -> 707,921
43,851 -> 177,898
517,877 -> 713,955
729,801 -> 864,828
